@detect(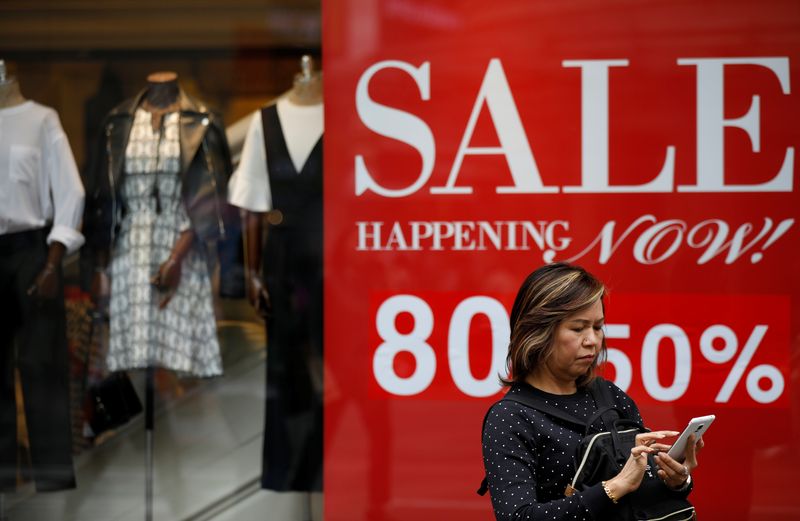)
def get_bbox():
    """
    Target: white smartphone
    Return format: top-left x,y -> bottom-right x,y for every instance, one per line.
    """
666,414 -> 715,461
